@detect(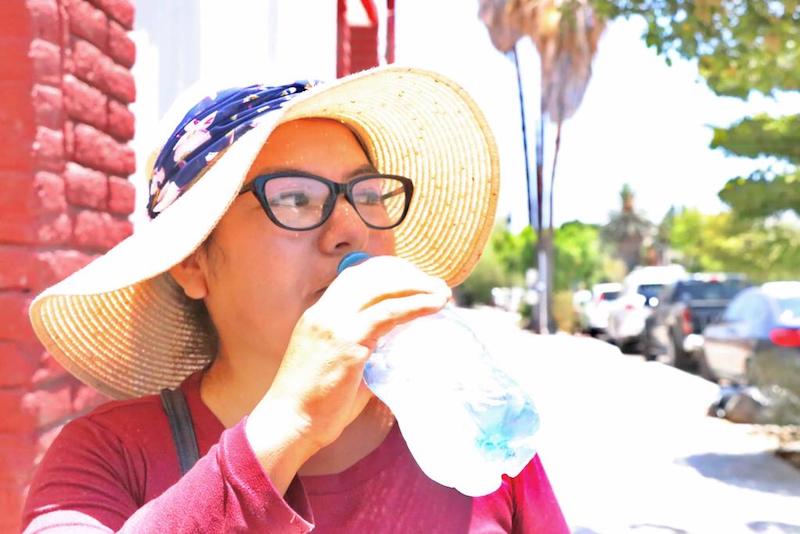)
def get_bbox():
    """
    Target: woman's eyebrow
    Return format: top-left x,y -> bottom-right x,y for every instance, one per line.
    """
345,163 -> 379,178
250,163 -> 379,179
